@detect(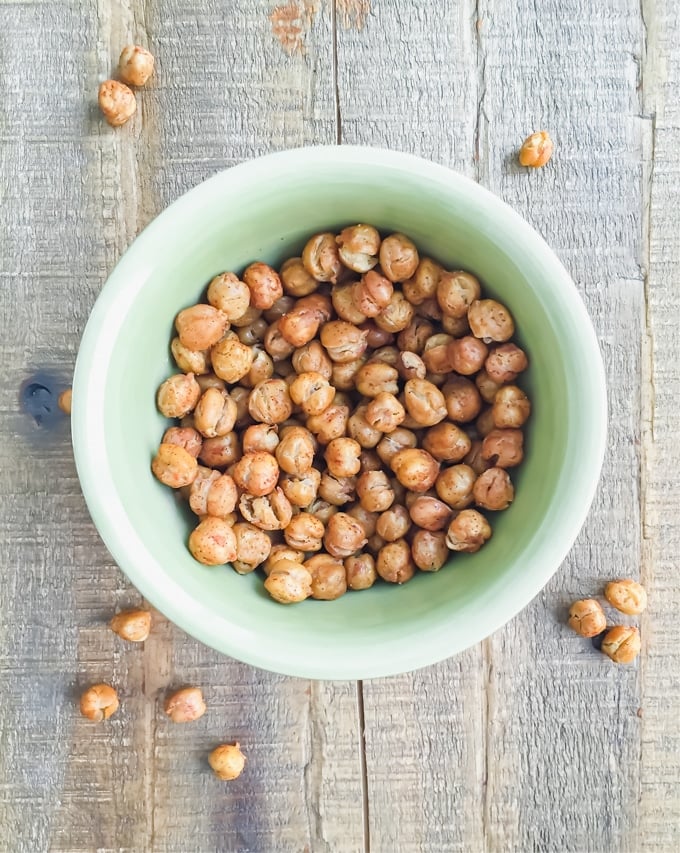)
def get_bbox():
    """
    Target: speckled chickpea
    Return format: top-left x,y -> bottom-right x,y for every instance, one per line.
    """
209,743 -> 246,780
188,516 -> 237,565
492,385 -> 531,429
206,473 -> 239,518
369,345 -> 400,367
473,467 -> 514,511
347,503 -> 379,537
280,257 -> 319,297
446,509 -> 492,553
356,469 -> 394,513
441,377 -> 482,423
604,579 -> 647,615
423,423 -> 471,463
331,357 -> 366,391
189,467 -> 222,516
468,299 -> 515,343
379,233 -> 419,282
347,405 -> 382,448
365,392 -> 406,433
284,512 -> 325,551
376,428 -> 417,466
306,404 -> 350,445
80,683 -> 119,721
463,439 -> 491,476
601,625 -> 641,664
263,320 -> 295,362
397,318 -> 434,354
299,555 -> 345,600
278,306 -> 321,347
567,599 -> 607,637
171,337 -> 210,375
176,304 -> 229,351
403,378 -> 447,427
118,44 -> 155,86
320,321 -> 369,363
162,426 -> 203,458
336,224 -> 381,272
206,272 -> 250,321
248,379 -> 293,424
376,504 -> 411,542
482,428 -> 524,468
402,257 -> 442,305
231,522 -> 272,573
324,437 -> 362,478
164,687 -> 207,723
485,343 -> 528,384
331,282 -> 367,324
98,79 -> 136,126
435,464 -> 476,509
211,337 -> 254,384
199,432 -> 241,469
289,371 -> 335,416
390,448 -> 440,493
374,291 -> 415,334
422,339 -> 455,374
323,512 -> 367,558
447,336 -> 489,375
264,545 -> 305,576
232,451 -> 279,496
395,351 -> 426,381
242,347 -> 274,387
376,539 -> 415,584
441,313 -> 471,337
239,487 -> 293,531
474,369 -> 502,405
302,232 -> 342,283
233,386 -> 255,428
292,340 -> 333,379
152,443 -> 198,488
110,609 -> 152,642
359,321 -> 394,349
415,295 -> 443,322
355,362 -> 399,397
518,130 -> 554,167
157,373 -> 201,419
264,559 -> 313,603
230,304 -> 263,329
437,271 -> 481,318
275,425 -> 316,476
476,408 -> 496,438
353,270 -> 393,316
305,498 -> 338,525
242,262 -> 283,310
319,471 -> 357,506
408,495 -> 452,531
193,388 -> 237,438
411,529 -> 449,572
280,468 -> 321,507
345,553 -> 377,590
